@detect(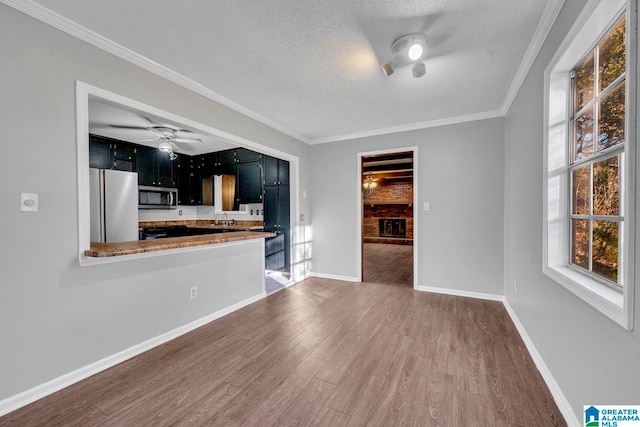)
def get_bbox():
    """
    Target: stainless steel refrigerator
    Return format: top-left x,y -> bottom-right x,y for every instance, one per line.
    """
90,168 -> 139,243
